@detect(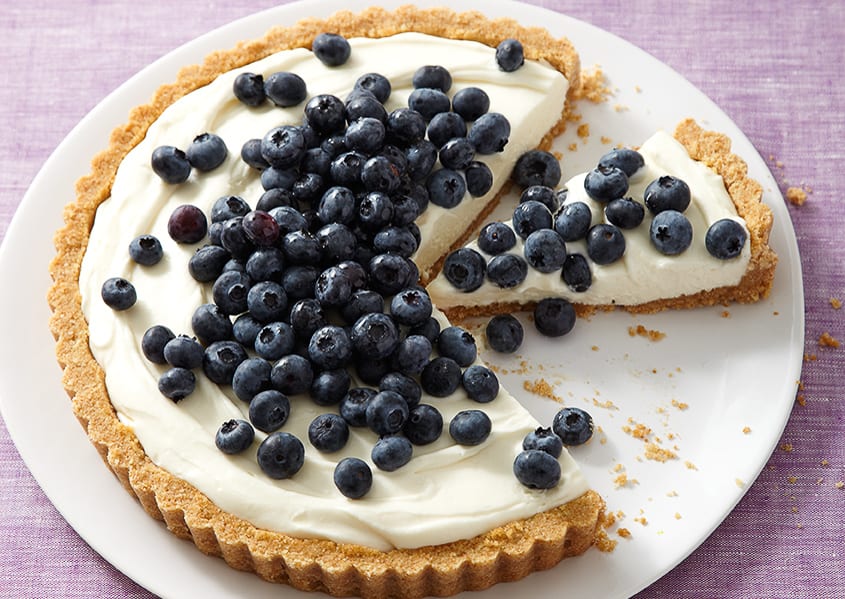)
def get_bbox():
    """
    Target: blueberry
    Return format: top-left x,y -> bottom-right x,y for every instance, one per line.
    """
408,88 -> 451,121
520,185 -> 560,213
345,92 -> 388,123
409,317 -> 441,343
316,223 -> 358,264
413,65 -> 452,92
308,325 -> 352,370
353,355 -> 392,386
202,340 -> 247,385
462,364 -> 499,403
261,125 -> 306,169
186,132 -> 228,172
350,312 -> 400,360
644,176 -> 691,214
534,297 -> 576,337
512,200 -> 553,239
339,387 -> 376,427
358,191 -> 394,232
249,389 -> 290,433
403,404 -> 444,446
345,117 -> 386,154
437,326 -> 477,367
420,356 -> 462,397
439,138 -> 475,171
562,253 -> 592,292
405,139 -> 437,182
158,367 -> 196,401
241,138 -> 269,169
291,172 -> 325,205
478,221 -> 517,255
366,390 -> 409,436
386,108 -> 426,145
242,210 -> 280,247
524,229 -> 567,273
442,248 -> 486,291
219,218 -> 255,261
300,147 -> 333,179
101,277 -> 136,310
333,457 -> 372,499
232,357 -> 272,402
211,195 -> 250,223
706,218 -> 747,259
260,167 -> 298,191
269,206 -> 308,234
254,321 -> 296,361
554,201 -> 593,242
308,413 -> 350,453
361,156 -> 401,193
379,372 -> 421,410
452,87 -> 490,121
390,287 -> 433,326
212,270 -> 251,315
372,226 -> 417,258
340,290 -> 384,325
151,145 -> 191,184
270,354 -> 313,396
257,432 -> 305,479
215,419 -> 255,454
467,112 -> 510,154
586,223 -> 626,265
584,165 -> 628,202
523,427 -> 563,458
371,436 -> 413,472
314,265 -> 353,308
650,210 -> 693,255
496,38 -> 524,72
312,32 -> 351,66
330,151 -> 366,187
245,247 -> 285,282
486,314 -> 524,353
427,112 -> 466,148
367,253 -> 414,295
163,335 -> 204,370
552,406 -> 594,446
191,303 -> 233,345
598,148 -> 644,177
512,150 -> 561,188
513,449 -> 561,489
189,245 -> 230,282
167,204 -> 207,244
264,72 -> 307,107
232,72 -> 265,107
288,298 -> 326,340
128,234 -> 163,266
354,72 -> 391,103
395,334 -> 433,376
465,161 -> 494,197
232,313 -> 262,349
282,230 -> 321,266
141,324 -> 175,364
449,409 -> 491,446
